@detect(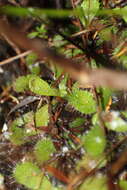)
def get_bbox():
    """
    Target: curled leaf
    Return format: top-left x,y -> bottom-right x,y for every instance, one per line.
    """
29,75 -> 60,96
